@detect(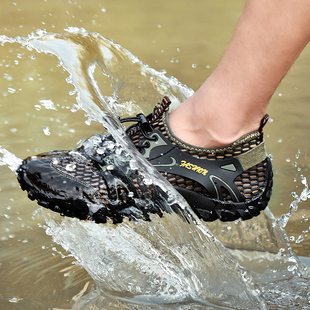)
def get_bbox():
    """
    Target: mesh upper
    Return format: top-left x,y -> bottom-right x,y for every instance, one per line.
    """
51,99 -> 268,204
52,157 -> 109,203
127,111 -> 268,202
